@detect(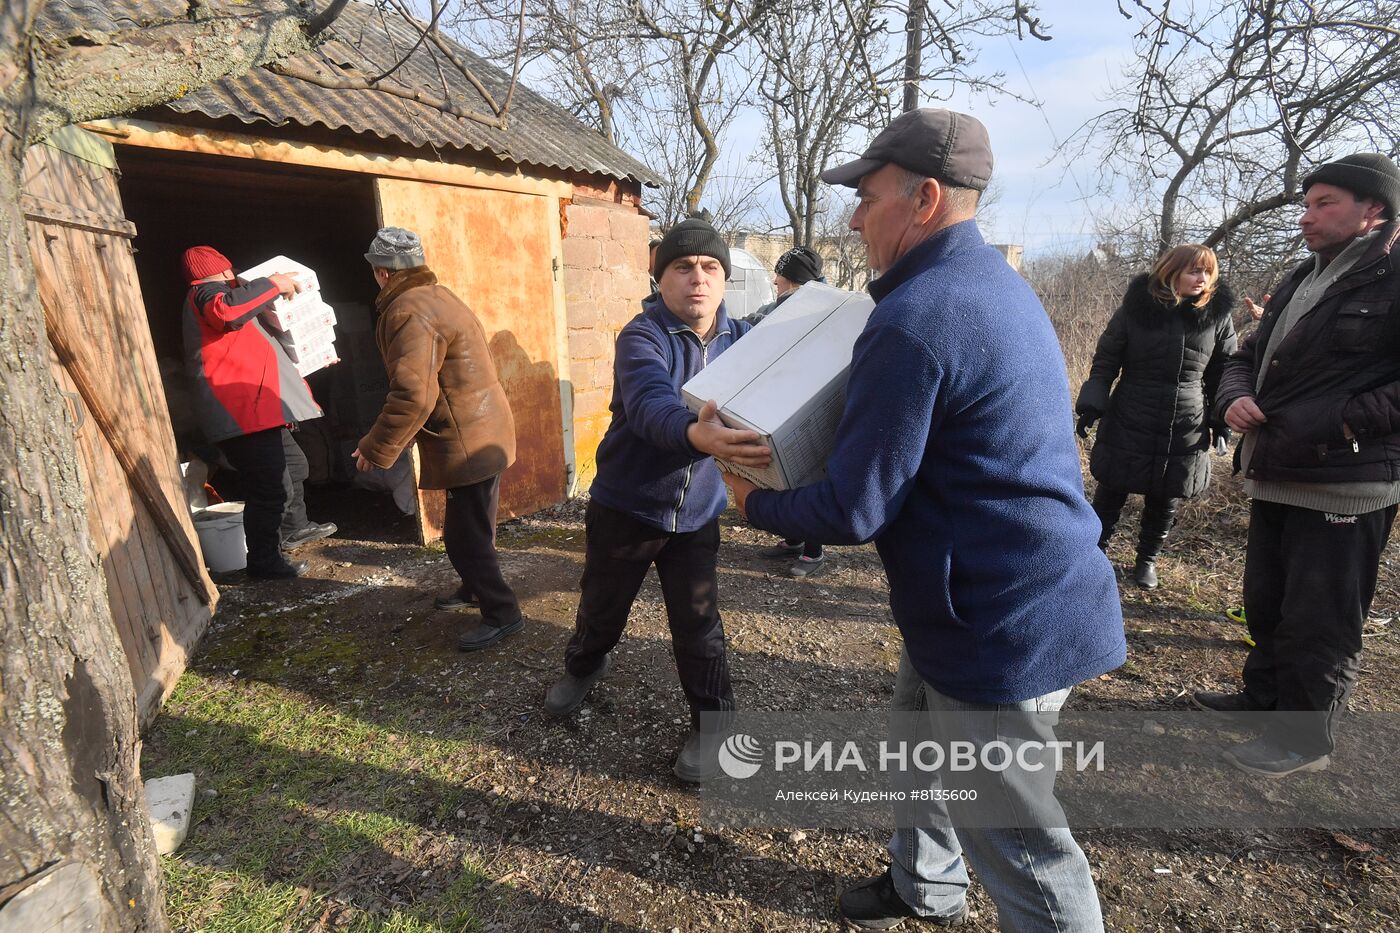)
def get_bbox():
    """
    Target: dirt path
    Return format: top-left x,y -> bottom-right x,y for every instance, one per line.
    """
148,482 -> 1400,931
